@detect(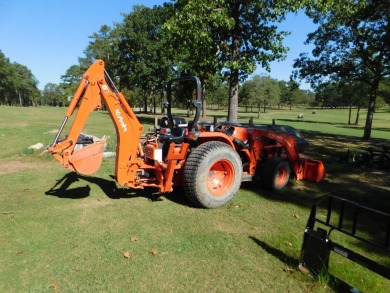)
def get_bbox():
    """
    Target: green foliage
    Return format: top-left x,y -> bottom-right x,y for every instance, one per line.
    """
378,77 -> 390,105
0,50 -> 40,106
207,81 -> 229,110
240,75 -> 281,116
240,76 -> 315,110
164,0 -> 292,121
80,25 -> 119,72
42,83 -> 67,107
293,0 -> 390,139
116,5 -> 174,97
